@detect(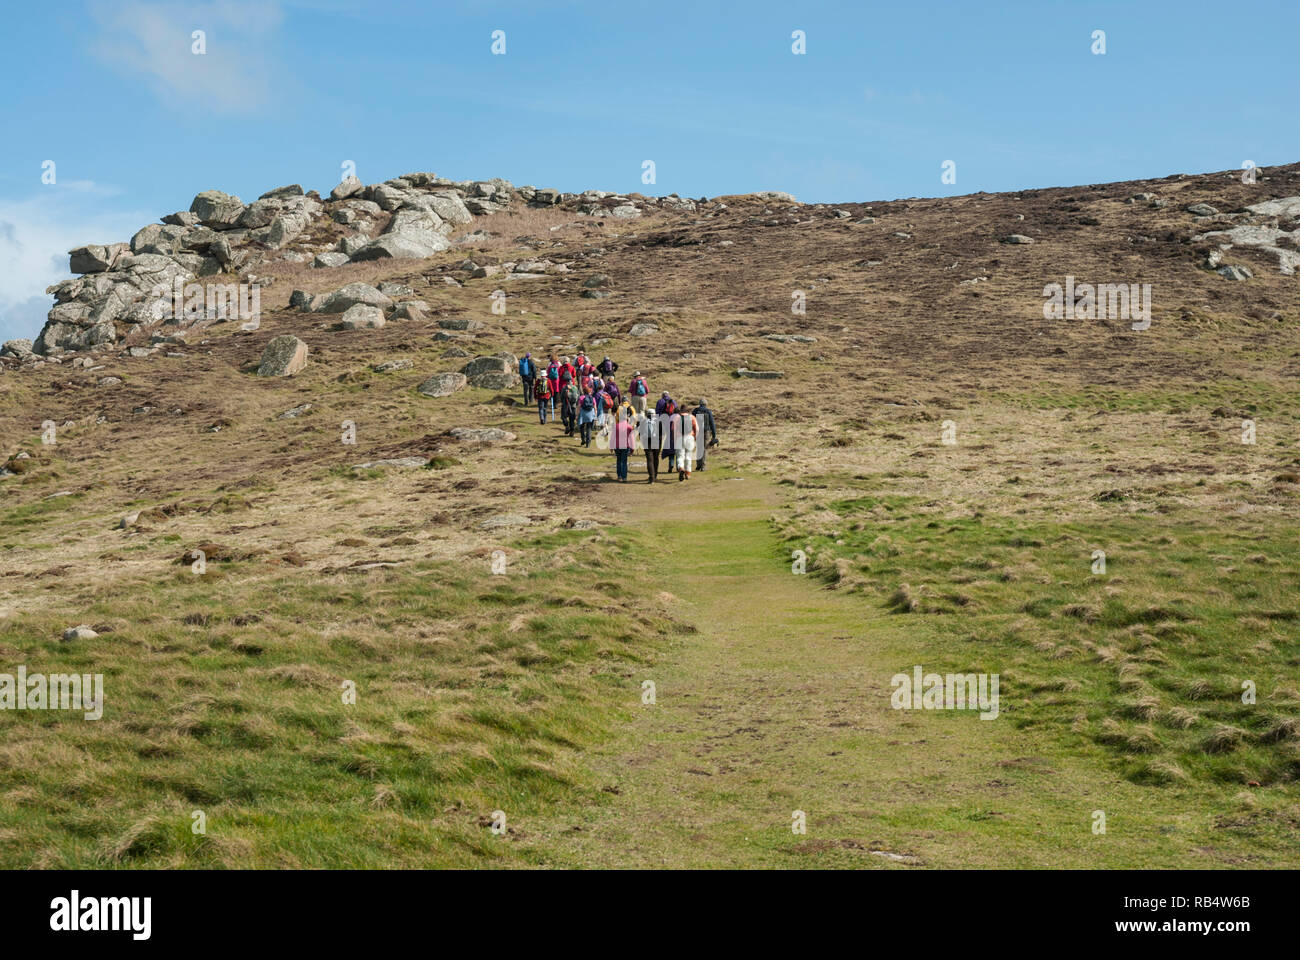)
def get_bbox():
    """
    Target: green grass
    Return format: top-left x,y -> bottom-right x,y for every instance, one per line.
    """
0,527 -> 678,867
781,499 -> 1300,789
